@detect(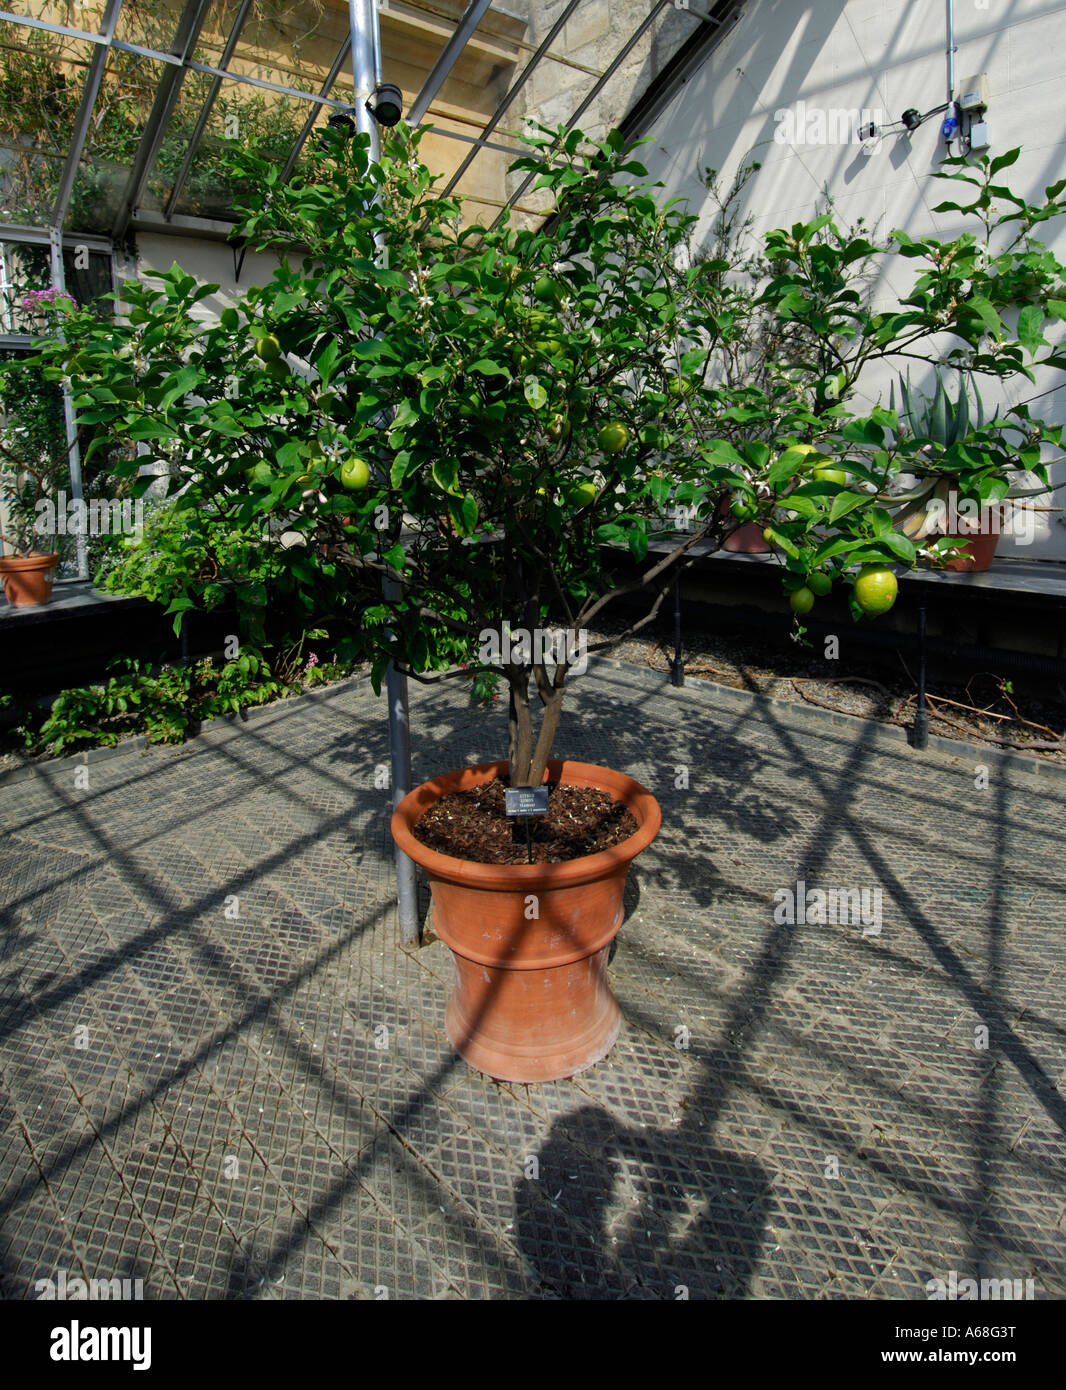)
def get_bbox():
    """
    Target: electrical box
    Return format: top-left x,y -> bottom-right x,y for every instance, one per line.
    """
958,73 -> 990,111
969,120 -> 991,151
